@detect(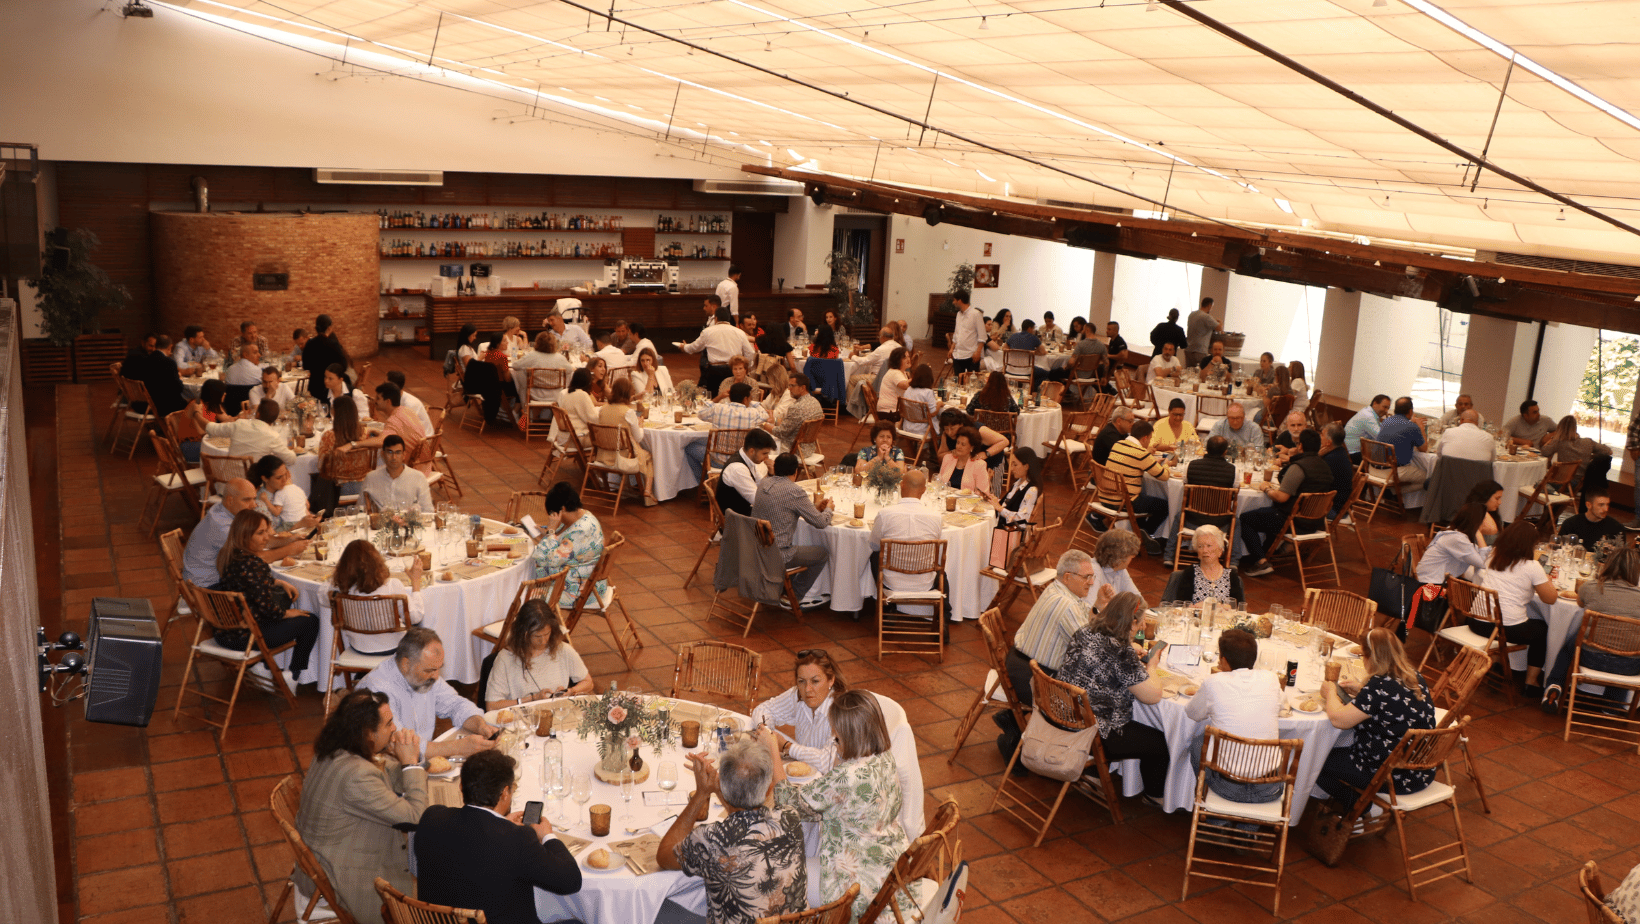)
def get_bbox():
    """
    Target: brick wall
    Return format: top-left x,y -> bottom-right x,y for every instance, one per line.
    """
150,212 -> 380,361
